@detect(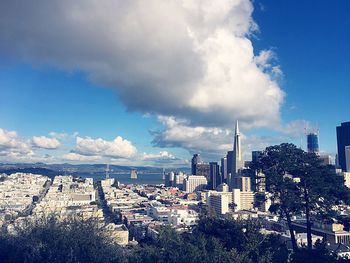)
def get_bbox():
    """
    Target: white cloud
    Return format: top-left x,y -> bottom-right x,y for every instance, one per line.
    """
0,128 -> 32,155
62,152 -> 102,162
74,136 -> 137,159
151,116 -> 309,161
32,136 -> 60,149
152,116 -> 232,159
142,151 -> 175,161
0,0 -> 284,129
